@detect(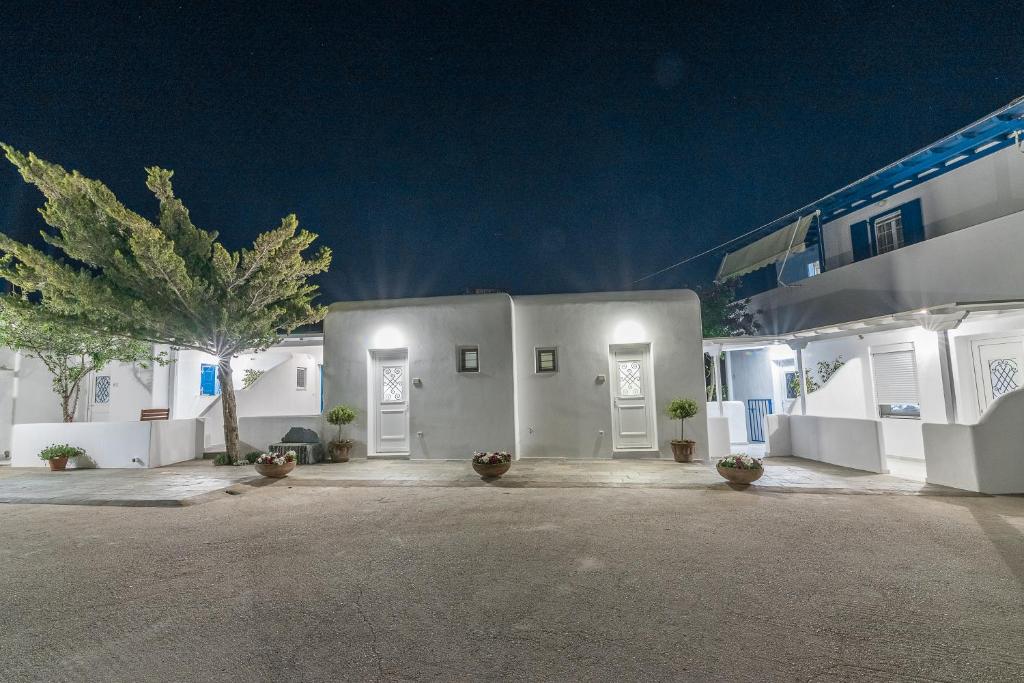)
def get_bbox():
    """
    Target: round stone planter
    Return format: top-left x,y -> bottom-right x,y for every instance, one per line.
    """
255,461 -> 296,479
328,440 -> 352,463
472,461 -> 511,479
671,440 -> 697,463
46,457 -> 69,472
716,463 -> 764,486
